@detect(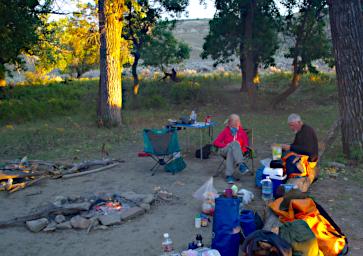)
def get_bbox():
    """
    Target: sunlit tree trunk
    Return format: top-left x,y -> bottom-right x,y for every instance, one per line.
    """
97,0 -> 125,127
0,65 -> 6,87
328,0 -> 363,158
